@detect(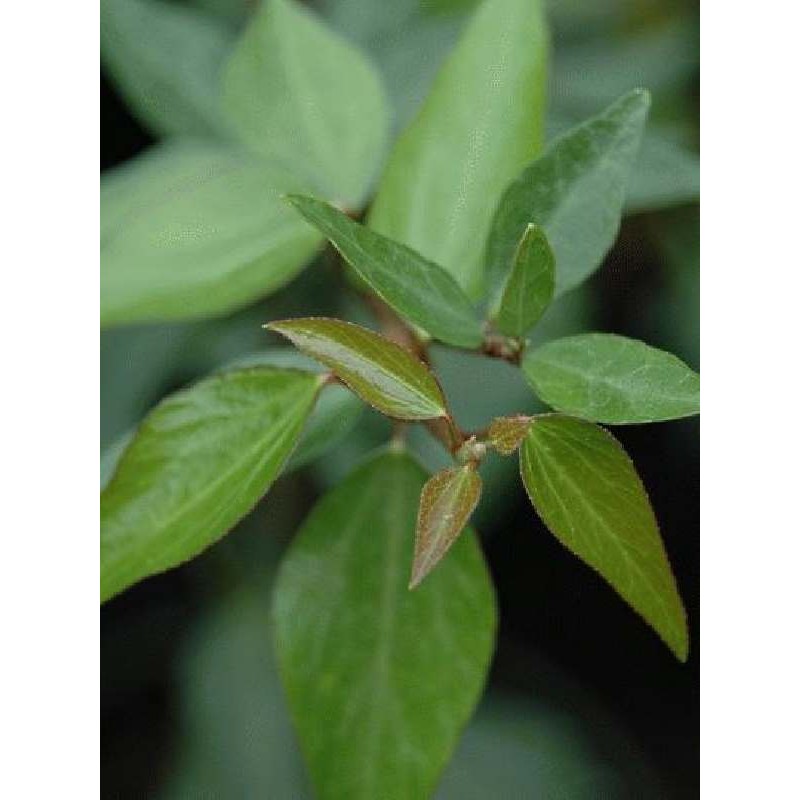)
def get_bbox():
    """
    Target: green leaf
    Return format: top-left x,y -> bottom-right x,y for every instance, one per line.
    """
101,0 -> 233,138
523,334 -> 700,424
368,0 -> 549,298
267,318 -> 448,420
486,415 -> 533,456
101,367 -> 320,602
492,223 -> 555,337
274,450 -> 496,799
410,463 -> 482,588
101,141 -> 322,326
222,0 -> 389,206
287,195 -> 484,348
519,415 -> 688,659
486,90 -> 650,298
